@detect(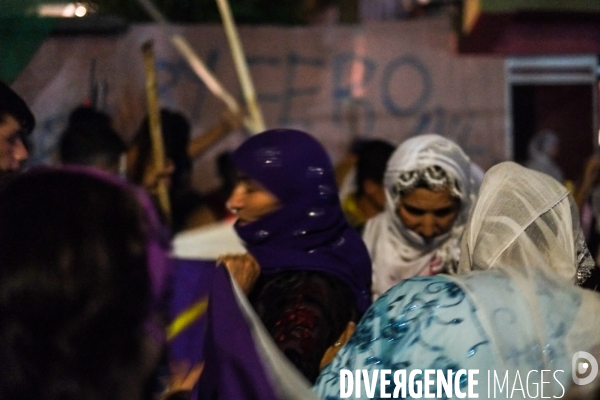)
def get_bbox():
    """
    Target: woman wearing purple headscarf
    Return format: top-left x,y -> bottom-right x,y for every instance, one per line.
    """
219,128 -> 372,383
